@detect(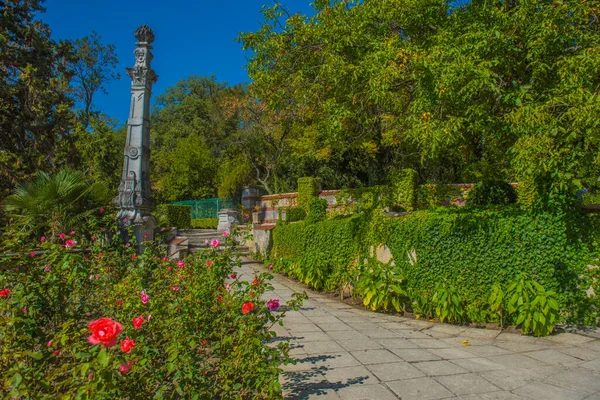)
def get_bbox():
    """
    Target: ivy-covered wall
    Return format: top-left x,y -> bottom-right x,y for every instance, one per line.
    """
269,207 -> 600,326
